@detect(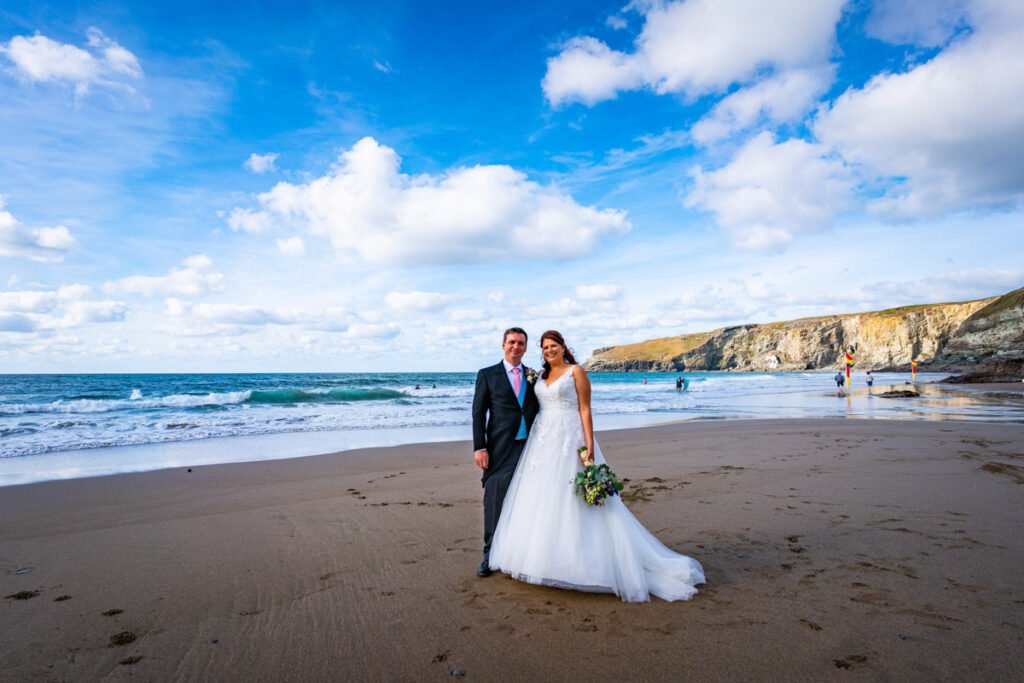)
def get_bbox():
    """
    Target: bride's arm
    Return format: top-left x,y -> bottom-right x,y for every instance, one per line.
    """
574,366 -> 595,464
